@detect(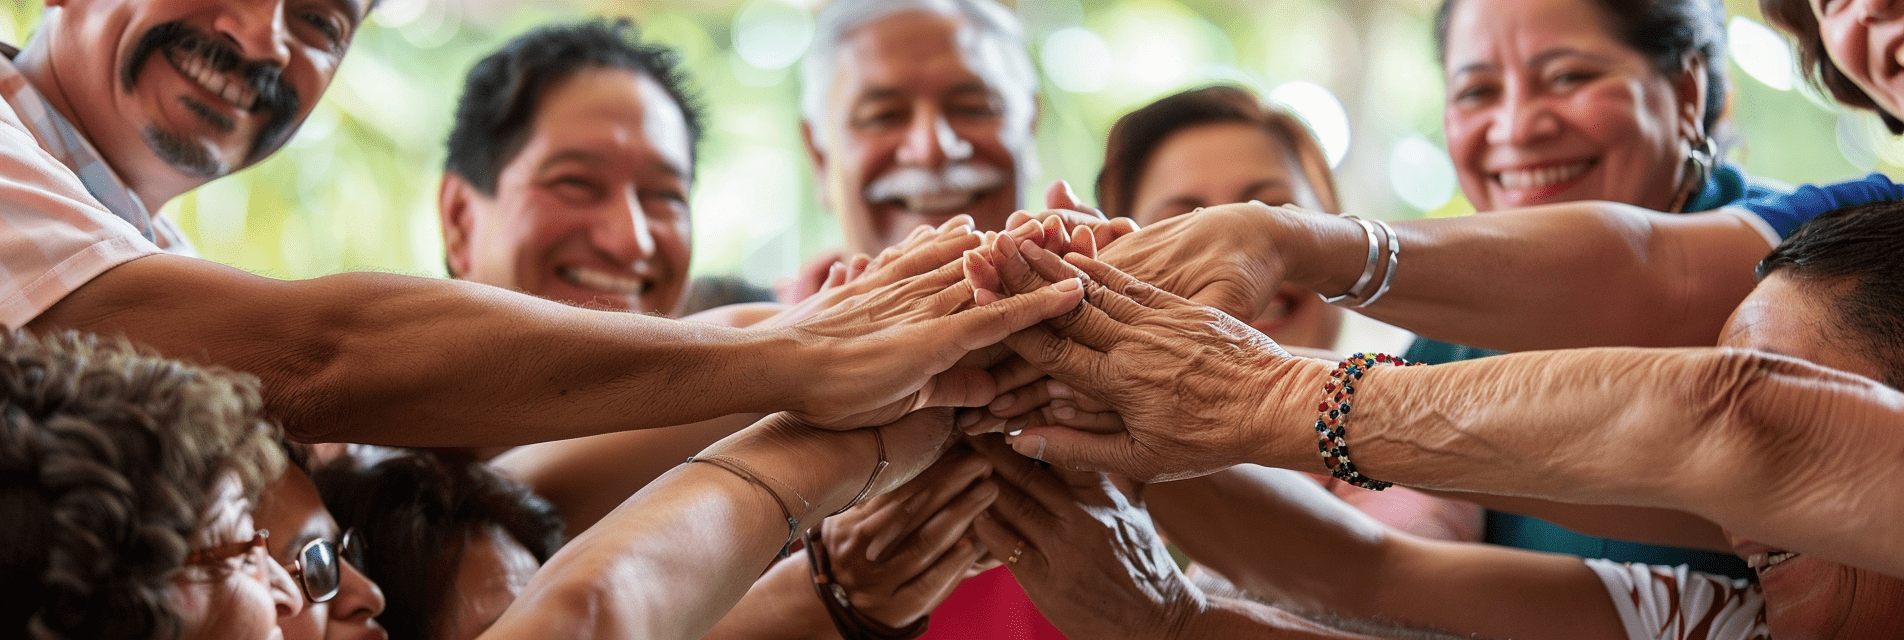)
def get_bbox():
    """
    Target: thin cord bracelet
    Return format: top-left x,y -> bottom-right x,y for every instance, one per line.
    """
831,427 -> 890,517
1322,216 -> 1381,305
685,454 -> 810,559
805,522 -> 931,640
1314,352 -> 1421,491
